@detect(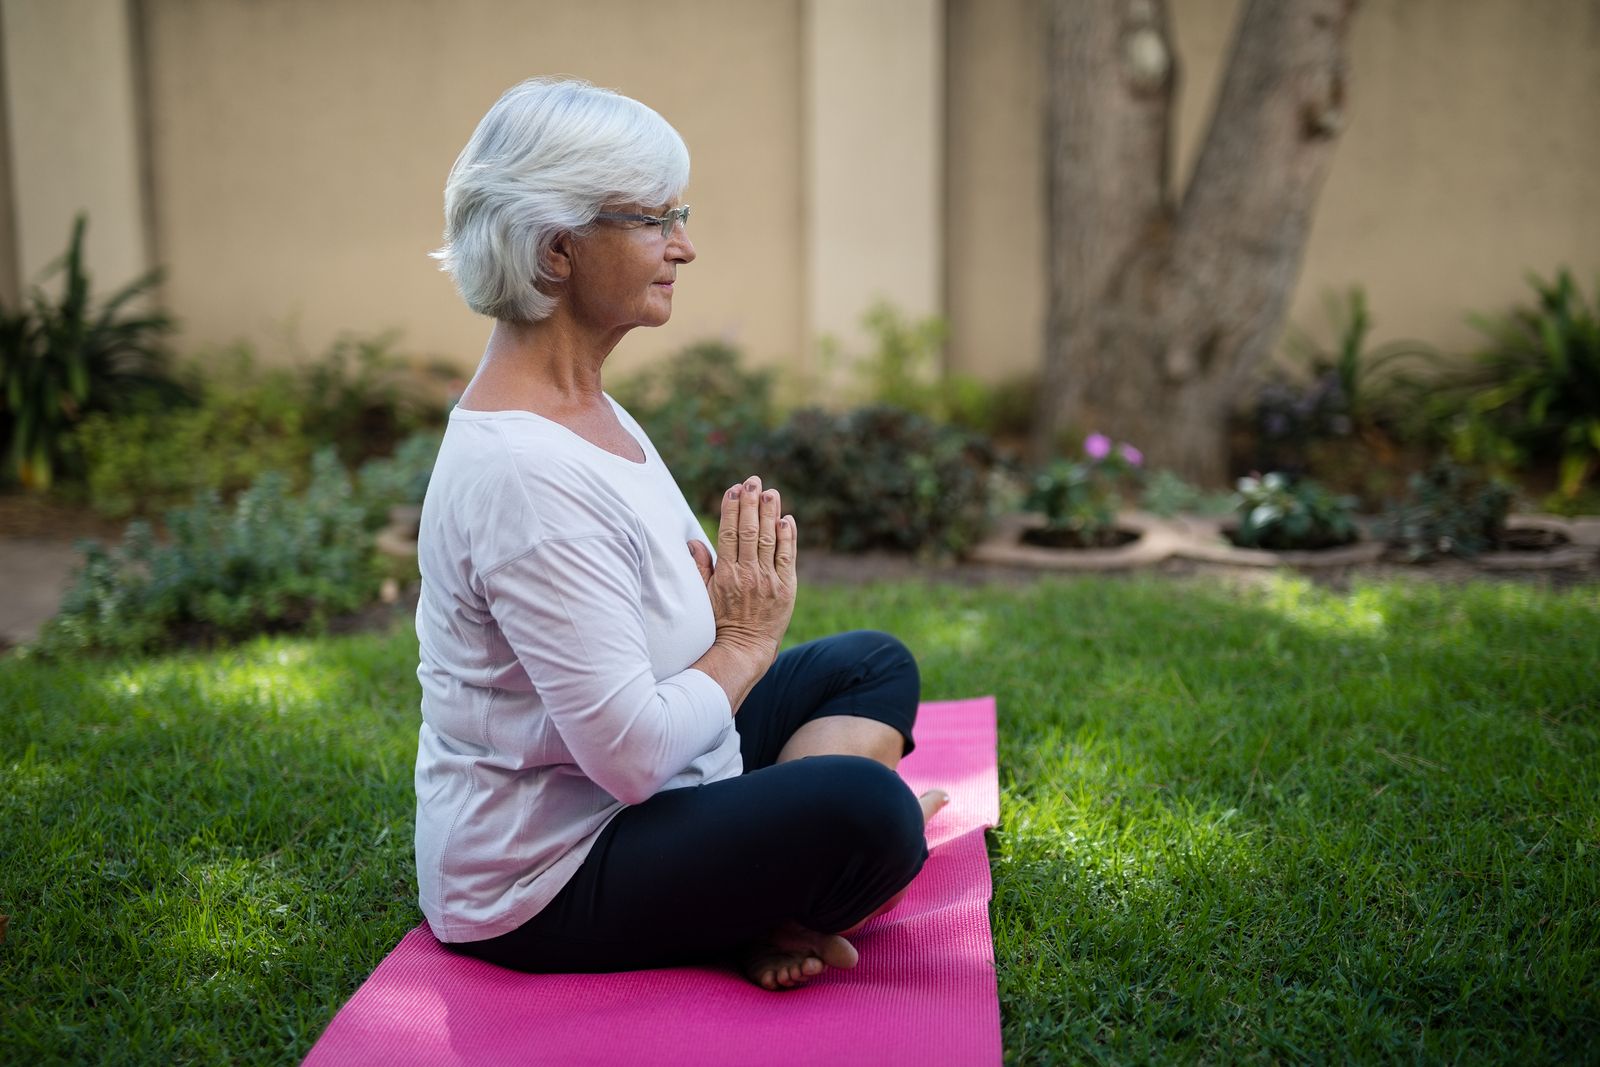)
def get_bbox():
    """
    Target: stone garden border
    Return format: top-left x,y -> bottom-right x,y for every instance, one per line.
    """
1479,514 -> 1600,571
377,501 -> 1599,577
971,511 -> 1600,574
1169,516 -> 1388,569
970,512 -> 1188,571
